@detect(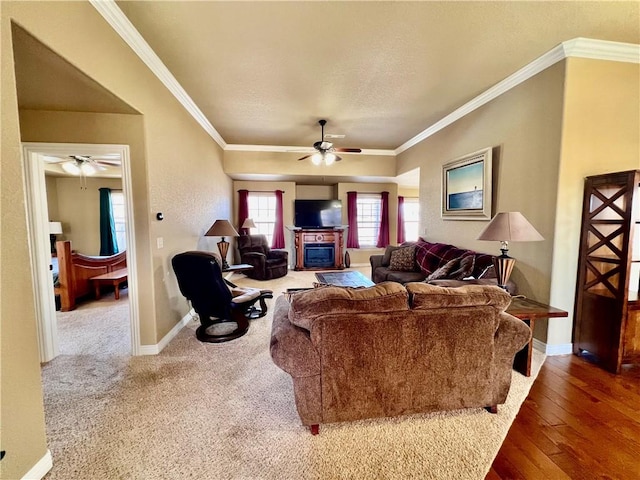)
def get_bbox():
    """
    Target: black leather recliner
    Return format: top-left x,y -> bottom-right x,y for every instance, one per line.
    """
237,235 -> 288,280
172,251 -> 273,343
